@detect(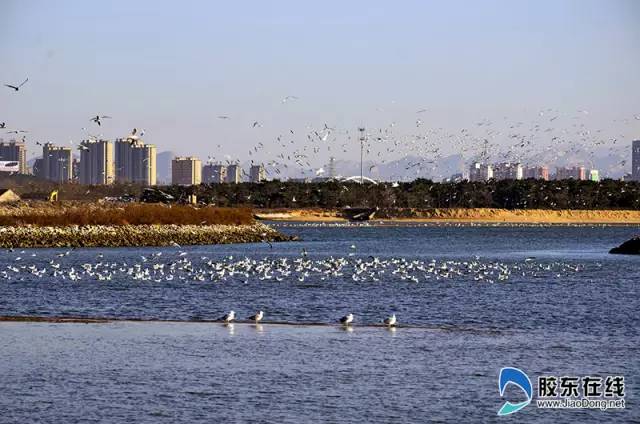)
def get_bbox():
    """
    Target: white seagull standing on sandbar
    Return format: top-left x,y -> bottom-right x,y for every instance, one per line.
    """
339,313 -> 354,326
248,311 -> 264,323
384,314 -> 397,327
221,310 -> 235,323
